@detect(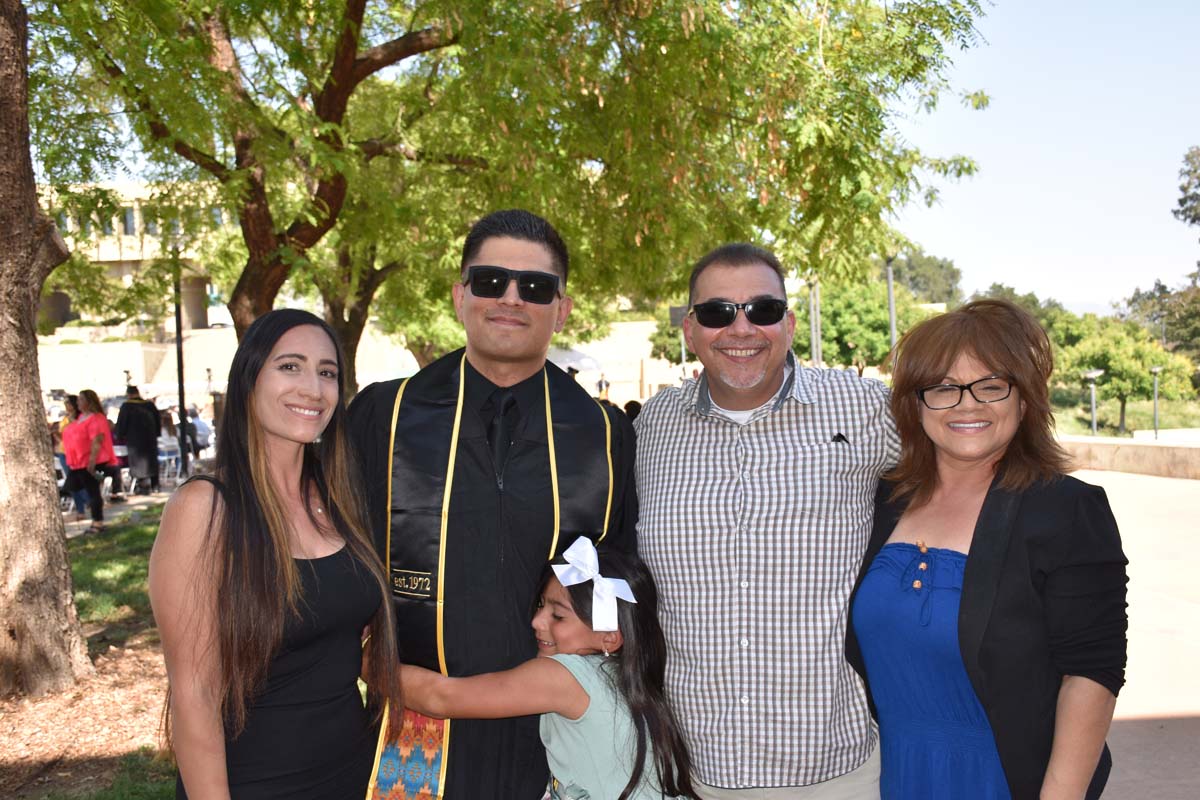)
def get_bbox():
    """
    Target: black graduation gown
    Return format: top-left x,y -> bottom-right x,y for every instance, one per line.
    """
348,349 -> 637,800
115,398 -> 160,480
